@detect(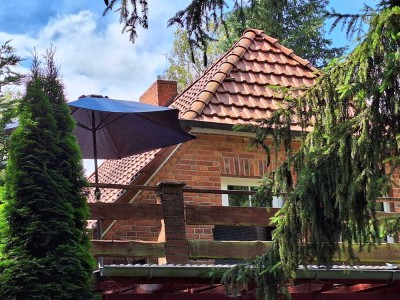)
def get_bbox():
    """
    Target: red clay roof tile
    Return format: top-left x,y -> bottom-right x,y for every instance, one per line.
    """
87,149 -> 160,204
